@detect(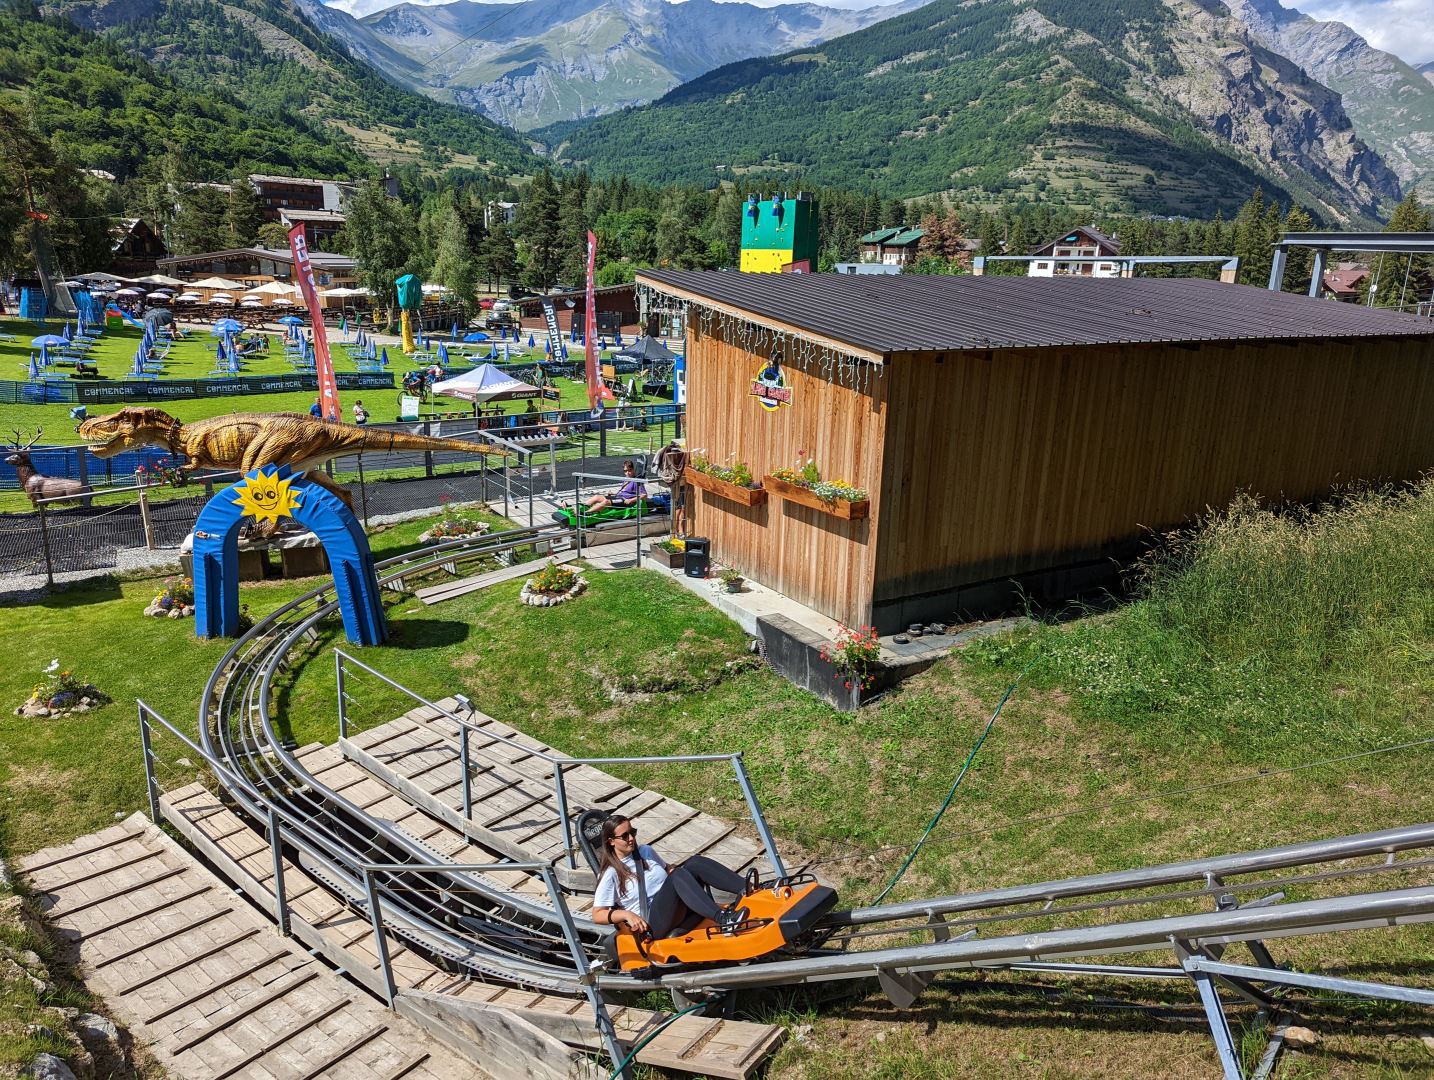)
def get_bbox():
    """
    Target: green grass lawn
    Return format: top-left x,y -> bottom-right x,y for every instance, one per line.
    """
0,313 -> 659,442
3,484 -> 1430,1077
